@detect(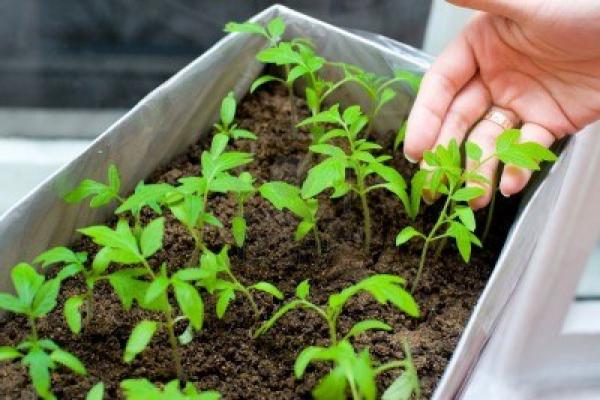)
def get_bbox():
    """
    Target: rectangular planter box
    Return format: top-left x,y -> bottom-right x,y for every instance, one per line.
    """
0,4 -> 577,399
